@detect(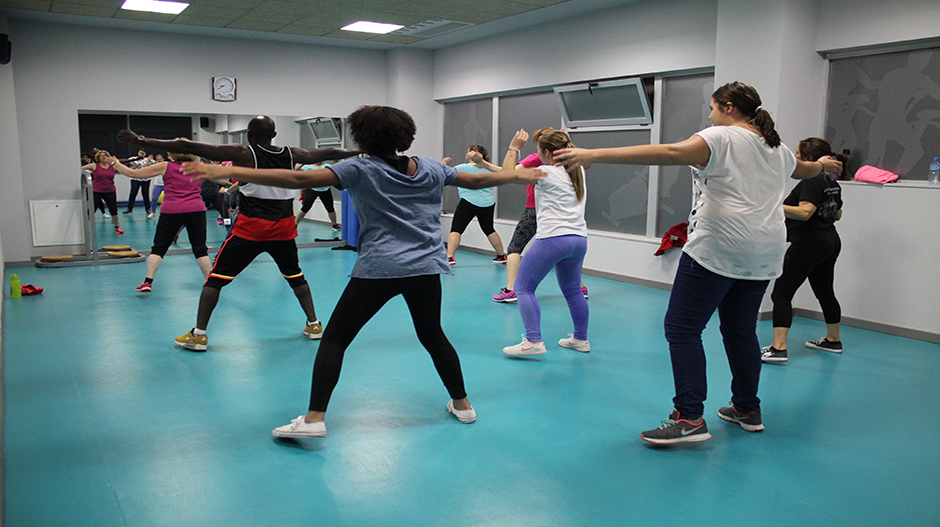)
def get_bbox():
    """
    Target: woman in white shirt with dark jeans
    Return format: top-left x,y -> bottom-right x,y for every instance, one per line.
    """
555,81 -> 842,445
